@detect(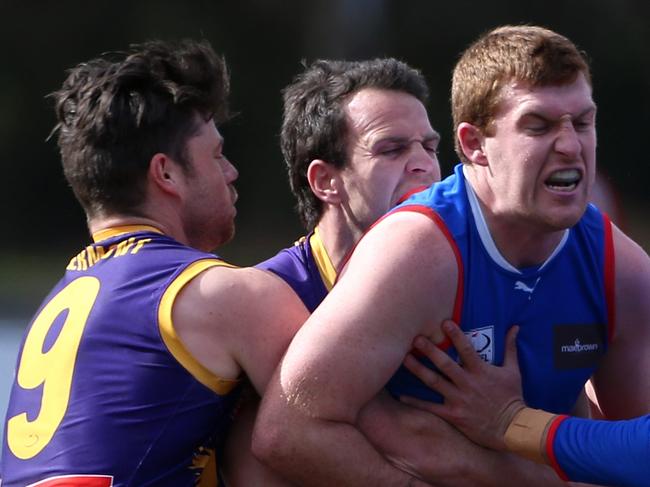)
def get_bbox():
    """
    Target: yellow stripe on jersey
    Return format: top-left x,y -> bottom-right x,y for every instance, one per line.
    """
92,225 -> 164,242
158,258 -> 240,395
310,226 -> 338,291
